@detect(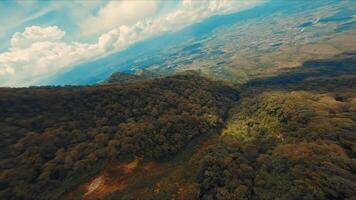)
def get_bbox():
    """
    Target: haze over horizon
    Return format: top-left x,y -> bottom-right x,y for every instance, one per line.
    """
0,0 -> 265,87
